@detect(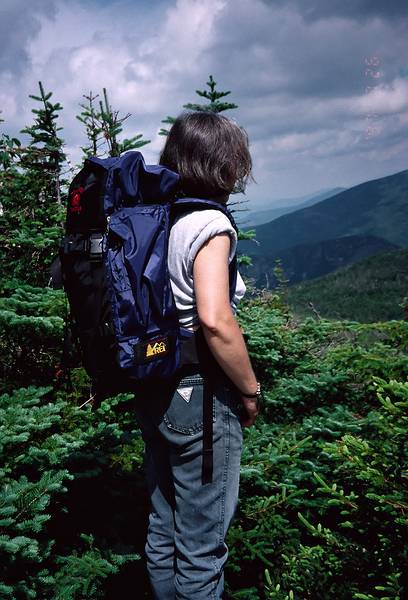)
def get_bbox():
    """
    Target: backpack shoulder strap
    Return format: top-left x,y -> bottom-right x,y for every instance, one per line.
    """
171,197 -> 238,234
